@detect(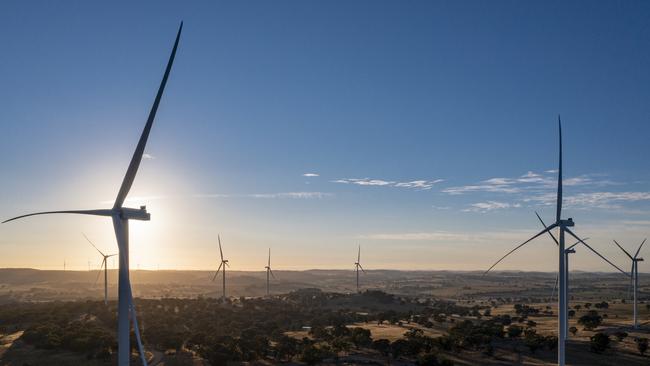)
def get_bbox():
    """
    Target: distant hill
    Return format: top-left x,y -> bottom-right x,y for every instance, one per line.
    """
0,268 -> 642,304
